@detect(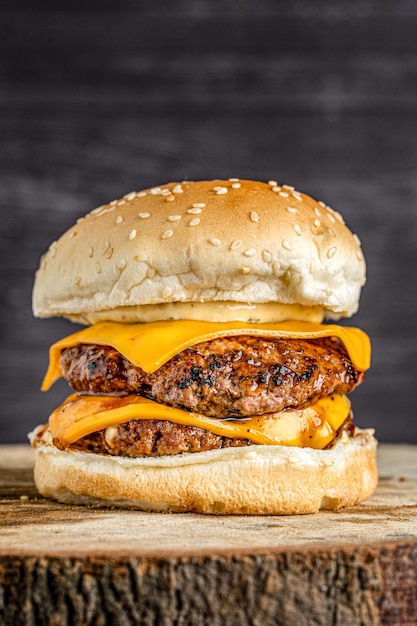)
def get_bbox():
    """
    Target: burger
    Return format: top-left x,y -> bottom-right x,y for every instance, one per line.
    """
30,179 -> 377,514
